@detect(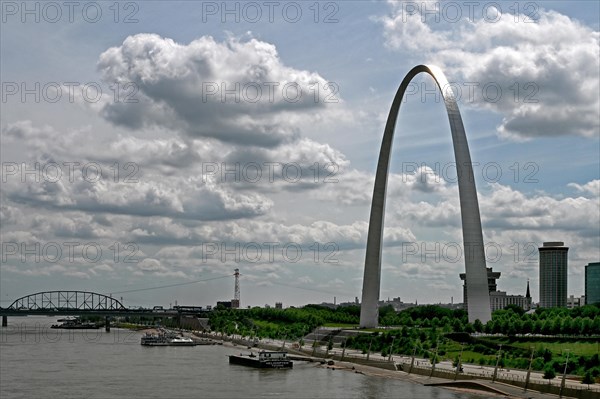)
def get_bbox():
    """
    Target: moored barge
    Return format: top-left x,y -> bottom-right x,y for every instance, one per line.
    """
228,351 -> 293,369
